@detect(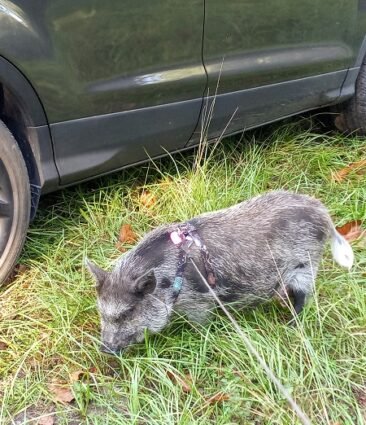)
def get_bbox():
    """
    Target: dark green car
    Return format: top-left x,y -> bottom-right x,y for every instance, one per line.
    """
1,0 -> 366,283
